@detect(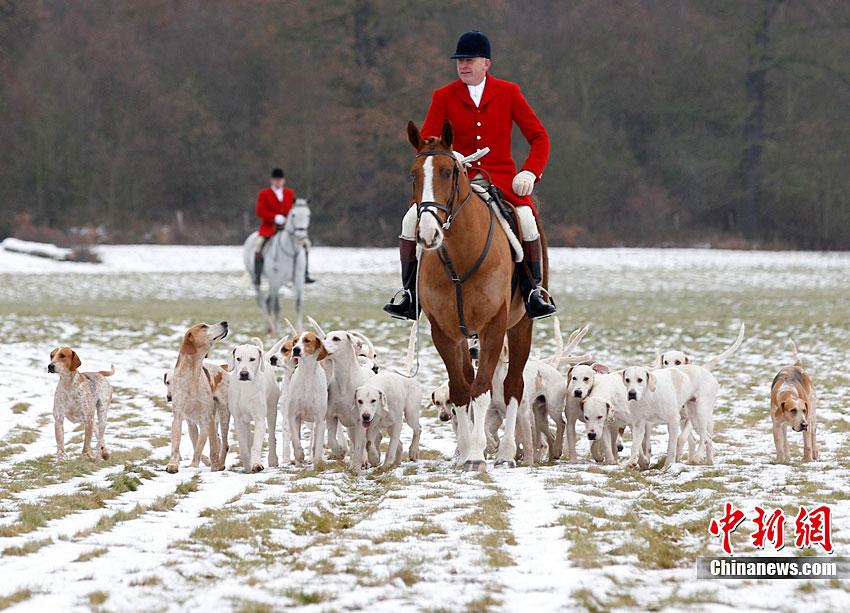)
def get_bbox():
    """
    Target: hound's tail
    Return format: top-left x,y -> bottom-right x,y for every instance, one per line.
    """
98,365 -> 116,377
789,338 -> 803,367
704,323 -> 745,371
